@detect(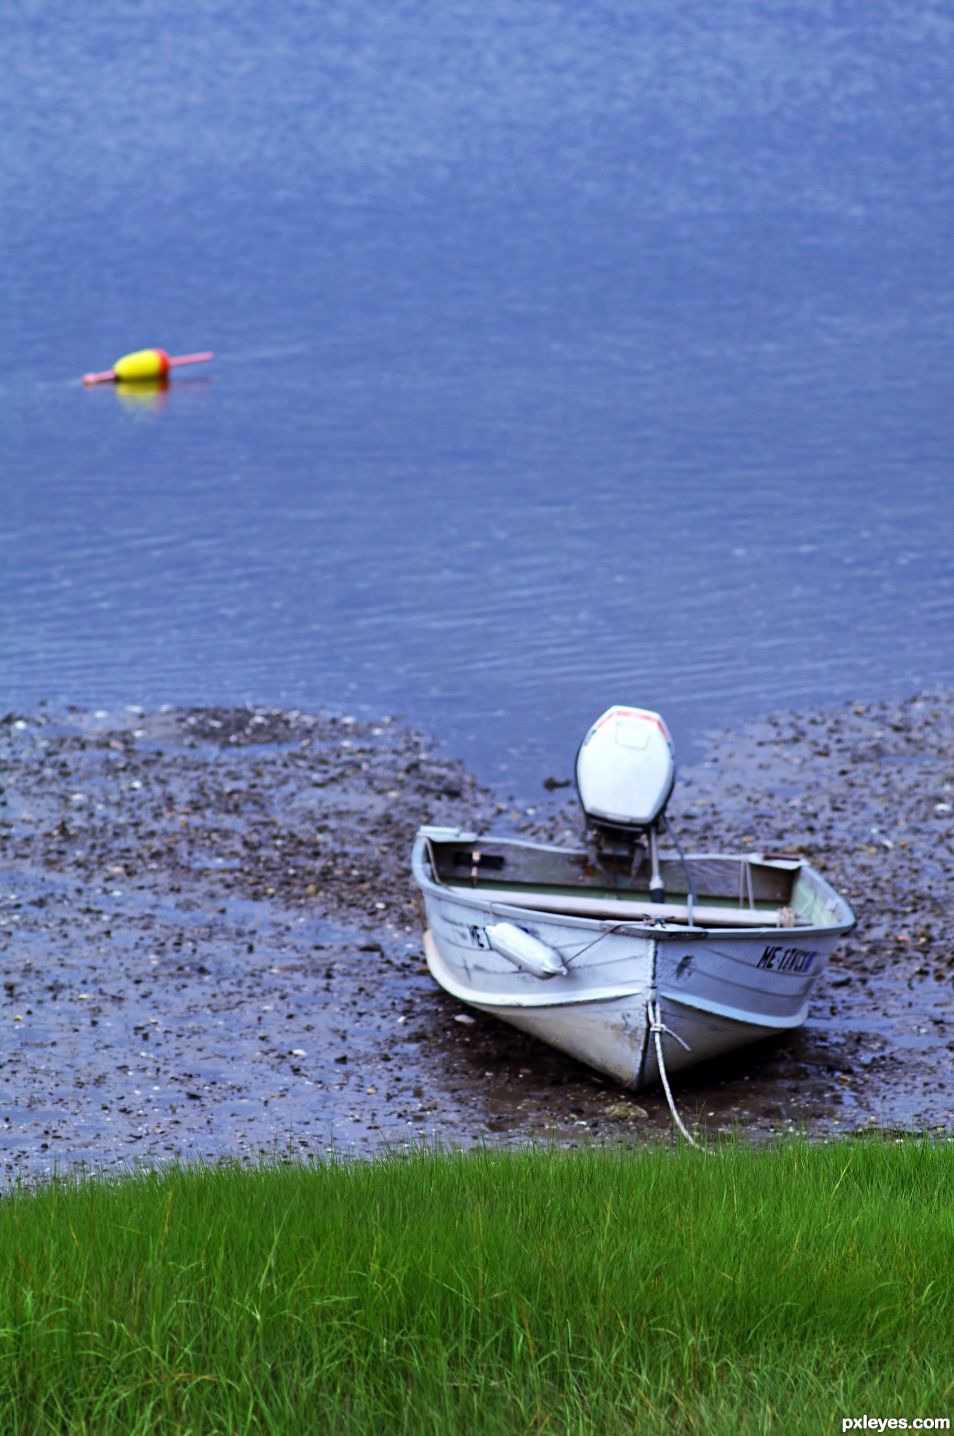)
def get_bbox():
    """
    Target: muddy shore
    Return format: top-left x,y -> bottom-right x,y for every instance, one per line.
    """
1,694 -> 951,1182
